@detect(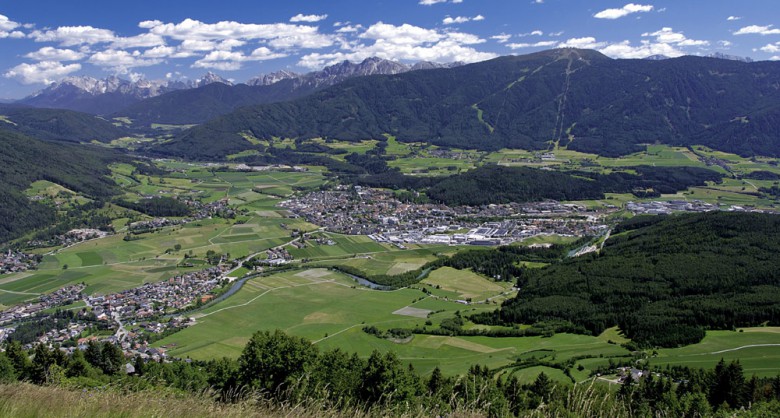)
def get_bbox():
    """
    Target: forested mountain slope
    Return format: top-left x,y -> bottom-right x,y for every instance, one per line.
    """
154,48 -> 780,160
0,105 -> 126,143
0,129 -> 123,242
